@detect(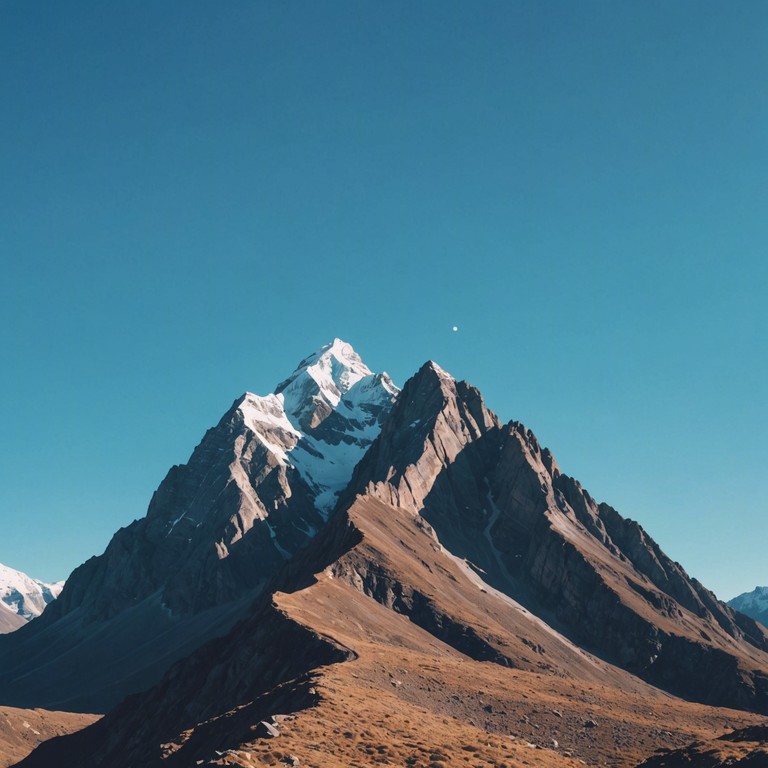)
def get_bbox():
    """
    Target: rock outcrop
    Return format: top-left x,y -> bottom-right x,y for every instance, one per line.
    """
636,724 -> 768,767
